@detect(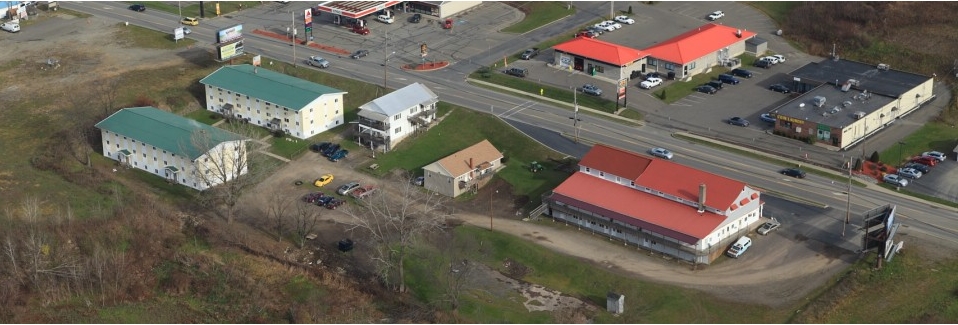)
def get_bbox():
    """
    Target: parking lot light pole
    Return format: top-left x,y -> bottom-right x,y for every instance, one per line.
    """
898,141 -> 906,164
